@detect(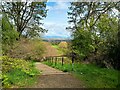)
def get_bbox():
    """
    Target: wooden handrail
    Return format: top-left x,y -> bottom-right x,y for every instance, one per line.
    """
44,55 -> 68,58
